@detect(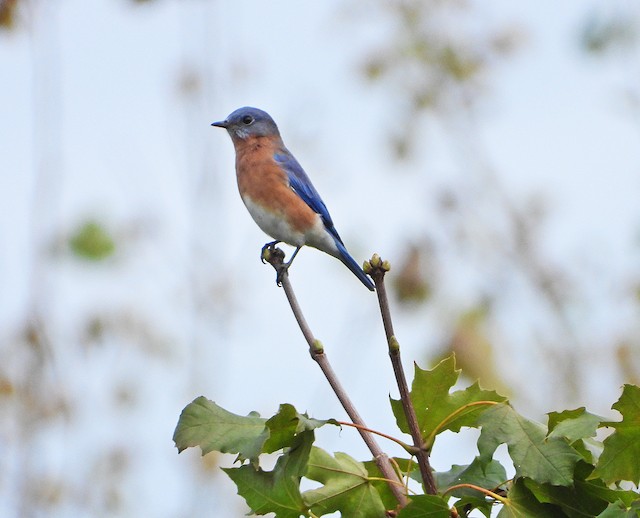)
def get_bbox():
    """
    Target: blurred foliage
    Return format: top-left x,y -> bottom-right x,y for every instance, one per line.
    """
0,0 -> 19,29
616,342 -> 640,386
579,7 -> 640,121
81,311 -> 174,357
393,244 -> 432,304
0,374 -> 14,396
580,11 -> 639,55
442,303 -> 511,397
69,220 -> 116,261
362,0 -> 522,158
176,66 -> 202,97
0,0 -> 157,31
